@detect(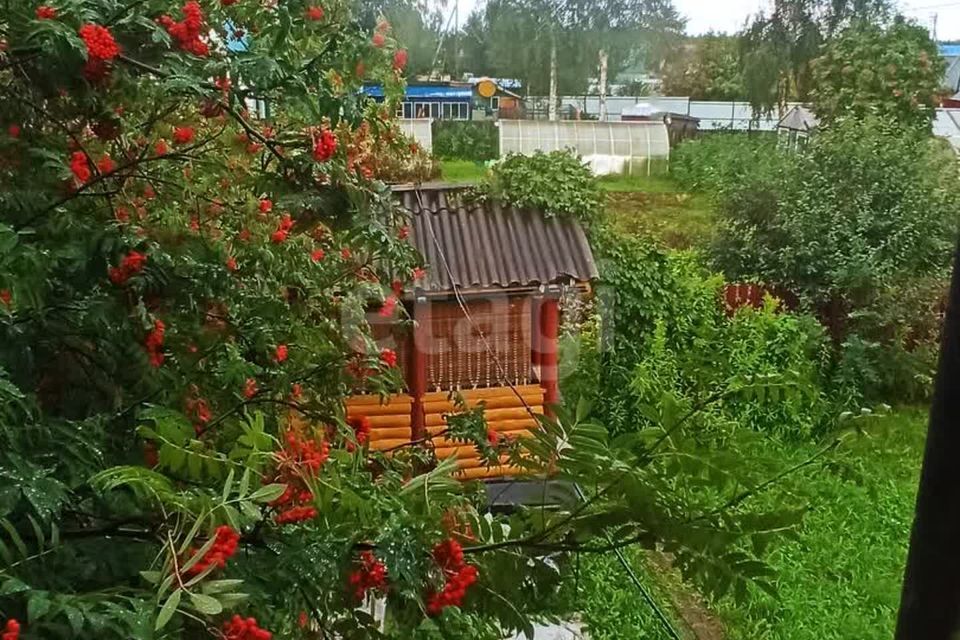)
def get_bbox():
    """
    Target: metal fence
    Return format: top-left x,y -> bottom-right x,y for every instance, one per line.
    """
498,119 -> 670,176
526,96 -> 802,131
